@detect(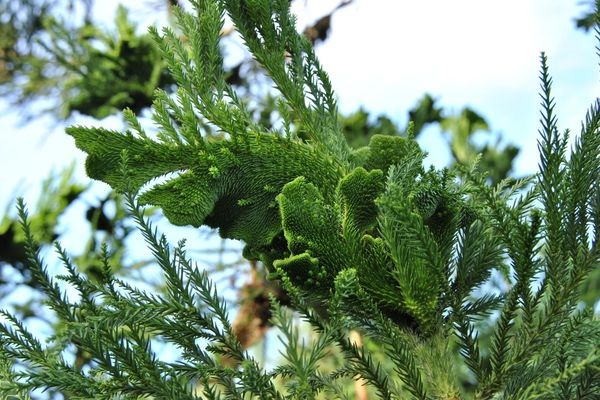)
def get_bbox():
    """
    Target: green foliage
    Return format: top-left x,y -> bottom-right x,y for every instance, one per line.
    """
66,11 -> 463,330
0,167 -> 84,285
0,0 -> 61,86
0,165 -> 141,326
576,0 -> 600,31
340,108 -> 402,148
0,0 -> 173,119
341,95 -> 520,186
48,5 -> 174,118
1,0 -> 599,399
440,107 -> 519,185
